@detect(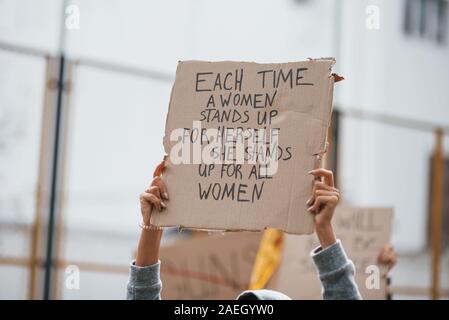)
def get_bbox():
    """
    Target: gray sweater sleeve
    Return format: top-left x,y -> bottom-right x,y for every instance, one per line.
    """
126,260 -> 162,300
126,239 -> 361,300
311,240 -> 362,300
